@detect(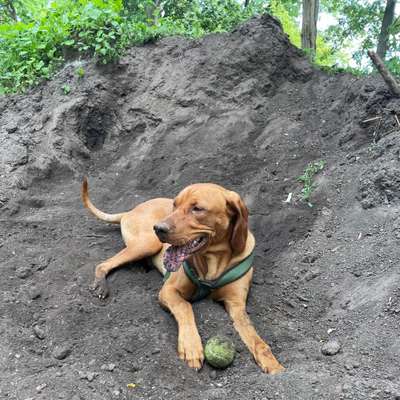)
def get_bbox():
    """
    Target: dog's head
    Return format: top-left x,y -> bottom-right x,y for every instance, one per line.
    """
154,183 -> 248,272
